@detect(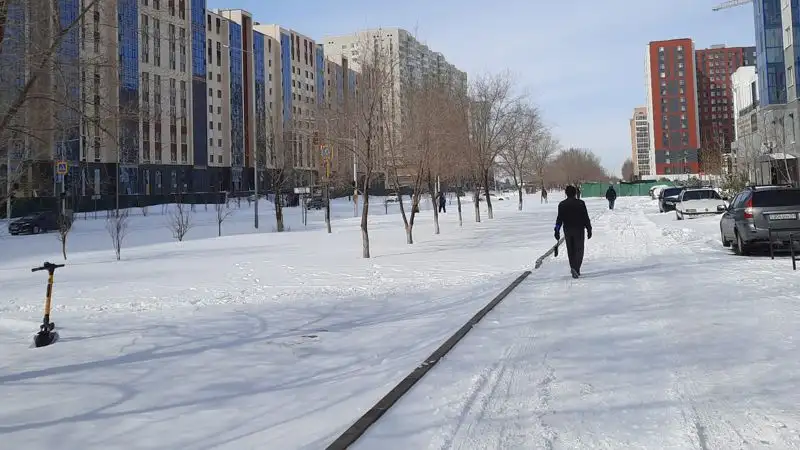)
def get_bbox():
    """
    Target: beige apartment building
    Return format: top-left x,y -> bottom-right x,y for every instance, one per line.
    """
205,9 -> 233,171
256,24 -> 320,181
630,106 -> 651,178
322,28 -> 466,185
